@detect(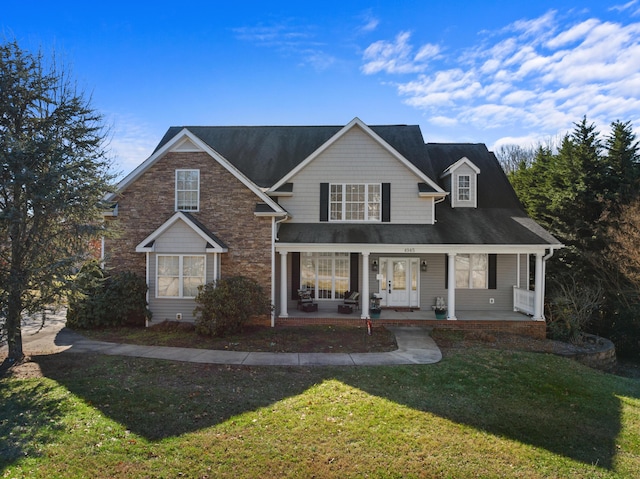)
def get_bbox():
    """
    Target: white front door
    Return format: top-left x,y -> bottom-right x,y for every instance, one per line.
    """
379,258 -> 419,307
